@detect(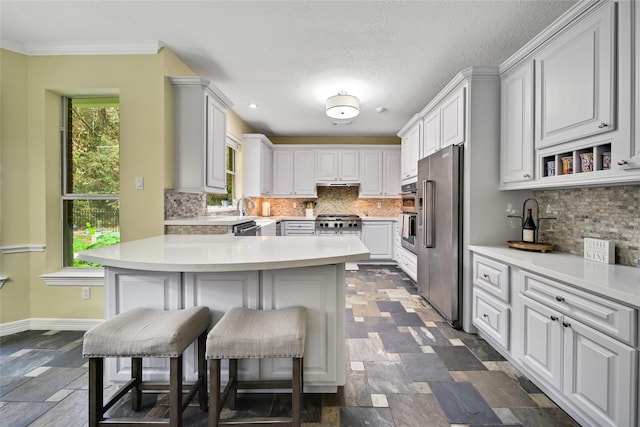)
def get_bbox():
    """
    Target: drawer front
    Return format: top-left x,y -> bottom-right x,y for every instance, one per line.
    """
473,288 -> 510,350
473,254 -> 510,302
284,221 -> 315,230
522,272 -> 637,346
